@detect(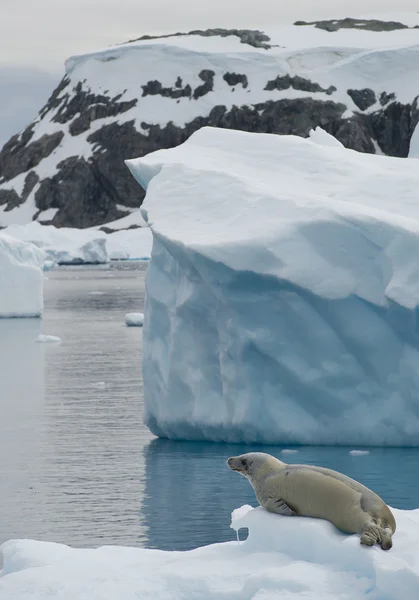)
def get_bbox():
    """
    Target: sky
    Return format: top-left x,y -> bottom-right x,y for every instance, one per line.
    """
1,0 -> 419,73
